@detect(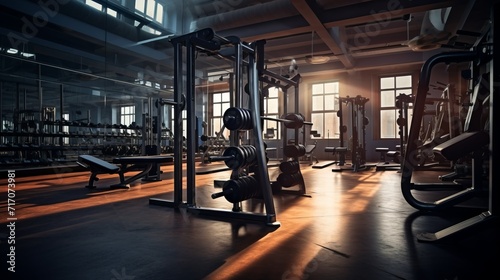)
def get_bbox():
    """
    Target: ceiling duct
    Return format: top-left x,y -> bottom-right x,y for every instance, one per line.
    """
192,0 -> 297,31
407,7 -> 452,51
